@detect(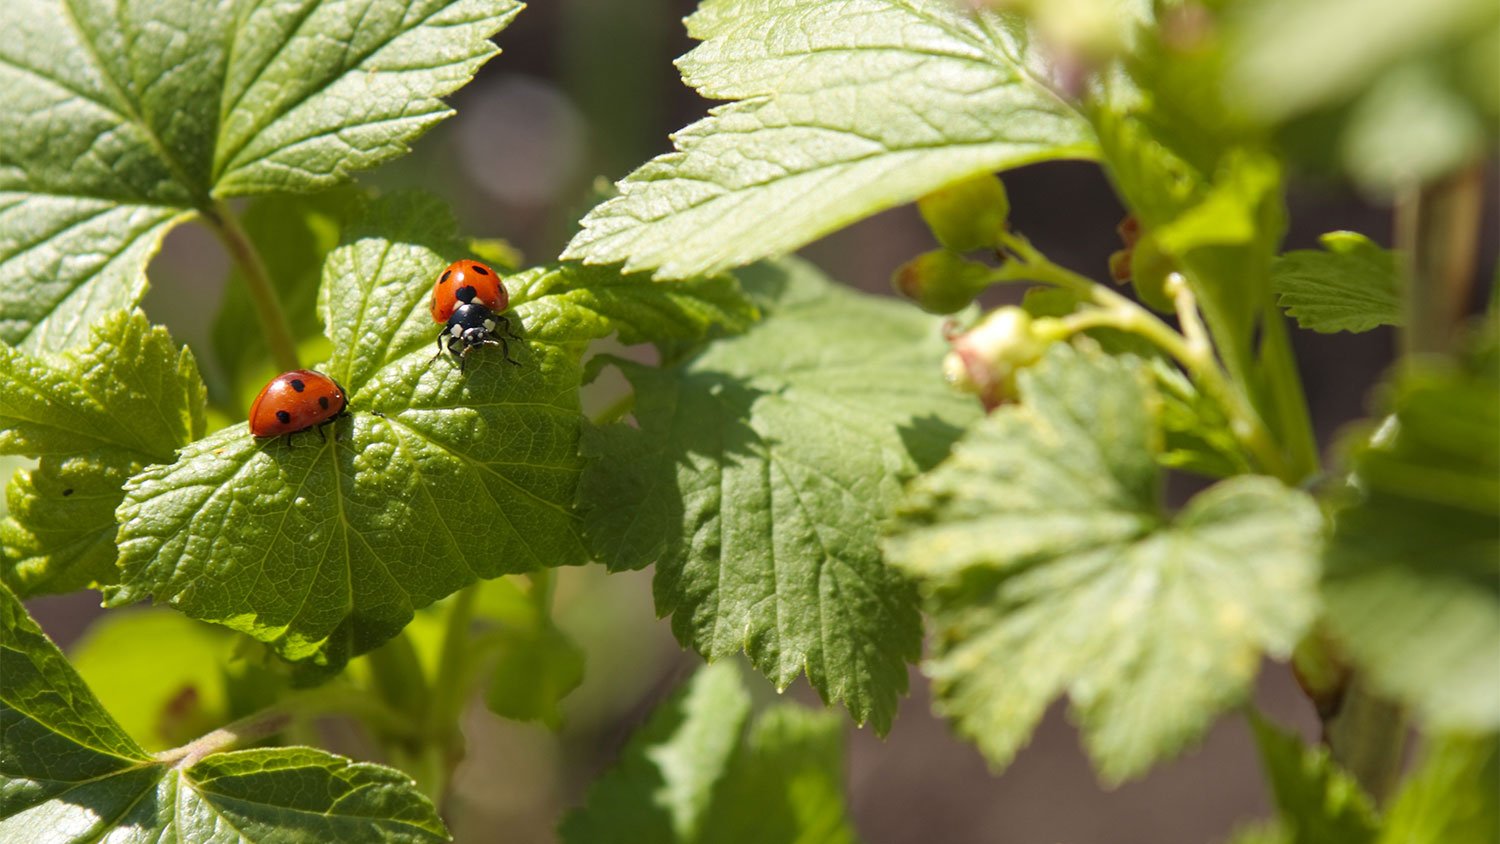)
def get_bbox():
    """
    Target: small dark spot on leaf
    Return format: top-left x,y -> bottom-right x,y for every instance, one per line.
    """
276,410 -> 292,424
289,379 -> 305,392
62,488 -> 74,497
